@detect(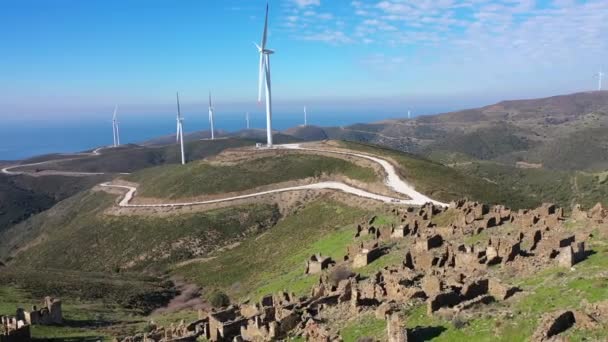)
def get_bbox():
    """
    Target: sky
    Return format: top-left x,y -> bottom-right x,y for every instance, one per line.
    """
0,0 -> 607,122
